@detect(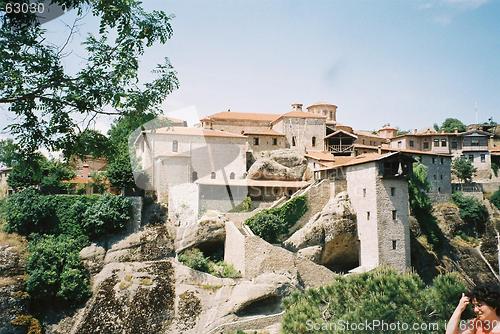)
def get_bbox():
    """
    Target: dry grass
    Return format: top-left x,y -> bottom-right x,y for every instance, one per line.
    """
0,231 -> 28,260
